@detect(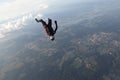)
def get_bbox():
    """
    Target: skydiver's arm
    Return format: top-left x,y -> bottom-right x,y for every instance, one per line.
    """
54,20 -> 58,34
